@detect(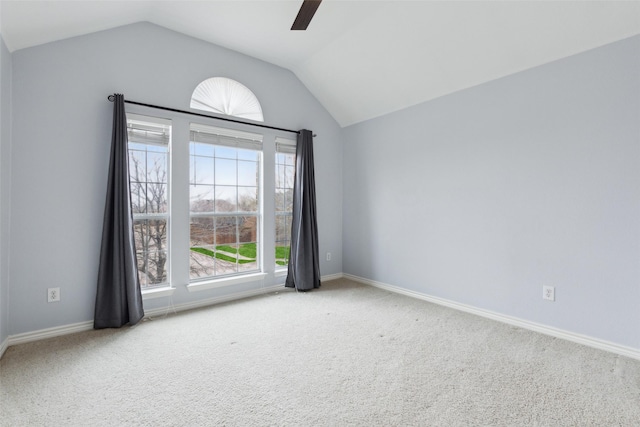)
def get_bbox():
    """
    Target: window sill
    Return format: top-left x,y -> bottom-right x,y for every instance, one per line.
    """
187,272 -> 268,293
142,286 -> 175,300
274,269 -> 288,278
